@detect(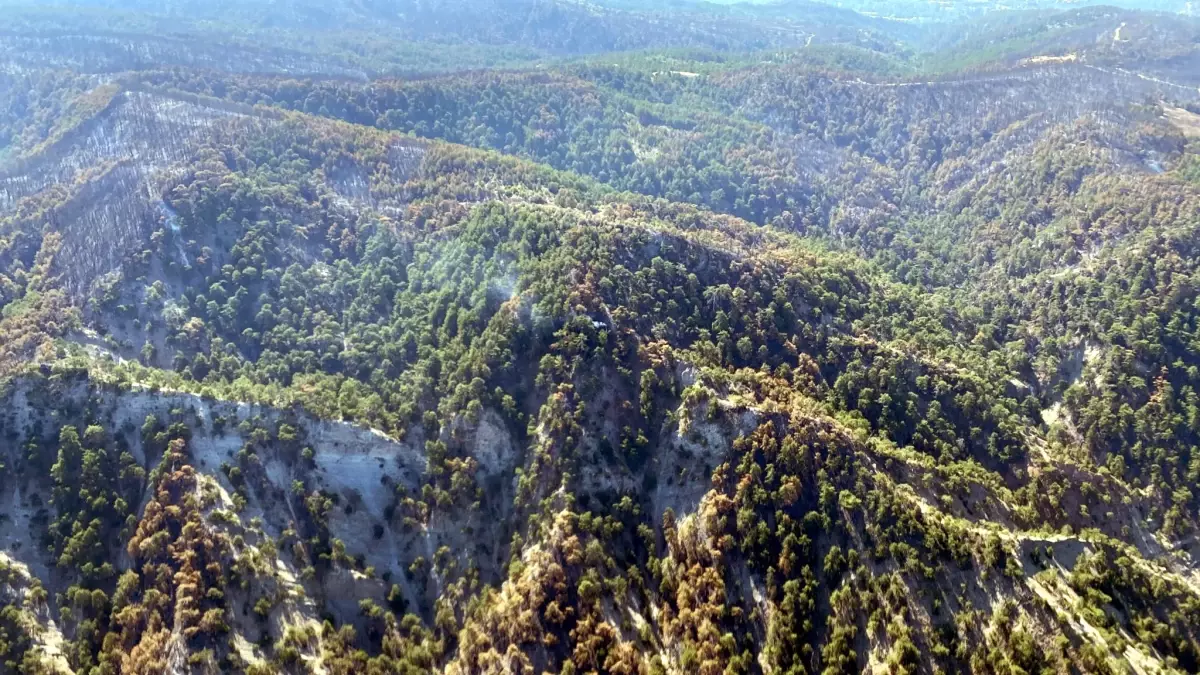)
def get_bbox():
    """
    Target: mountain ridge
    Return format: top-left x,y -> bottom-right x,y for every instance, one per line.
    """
4,2 -> 1200,674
